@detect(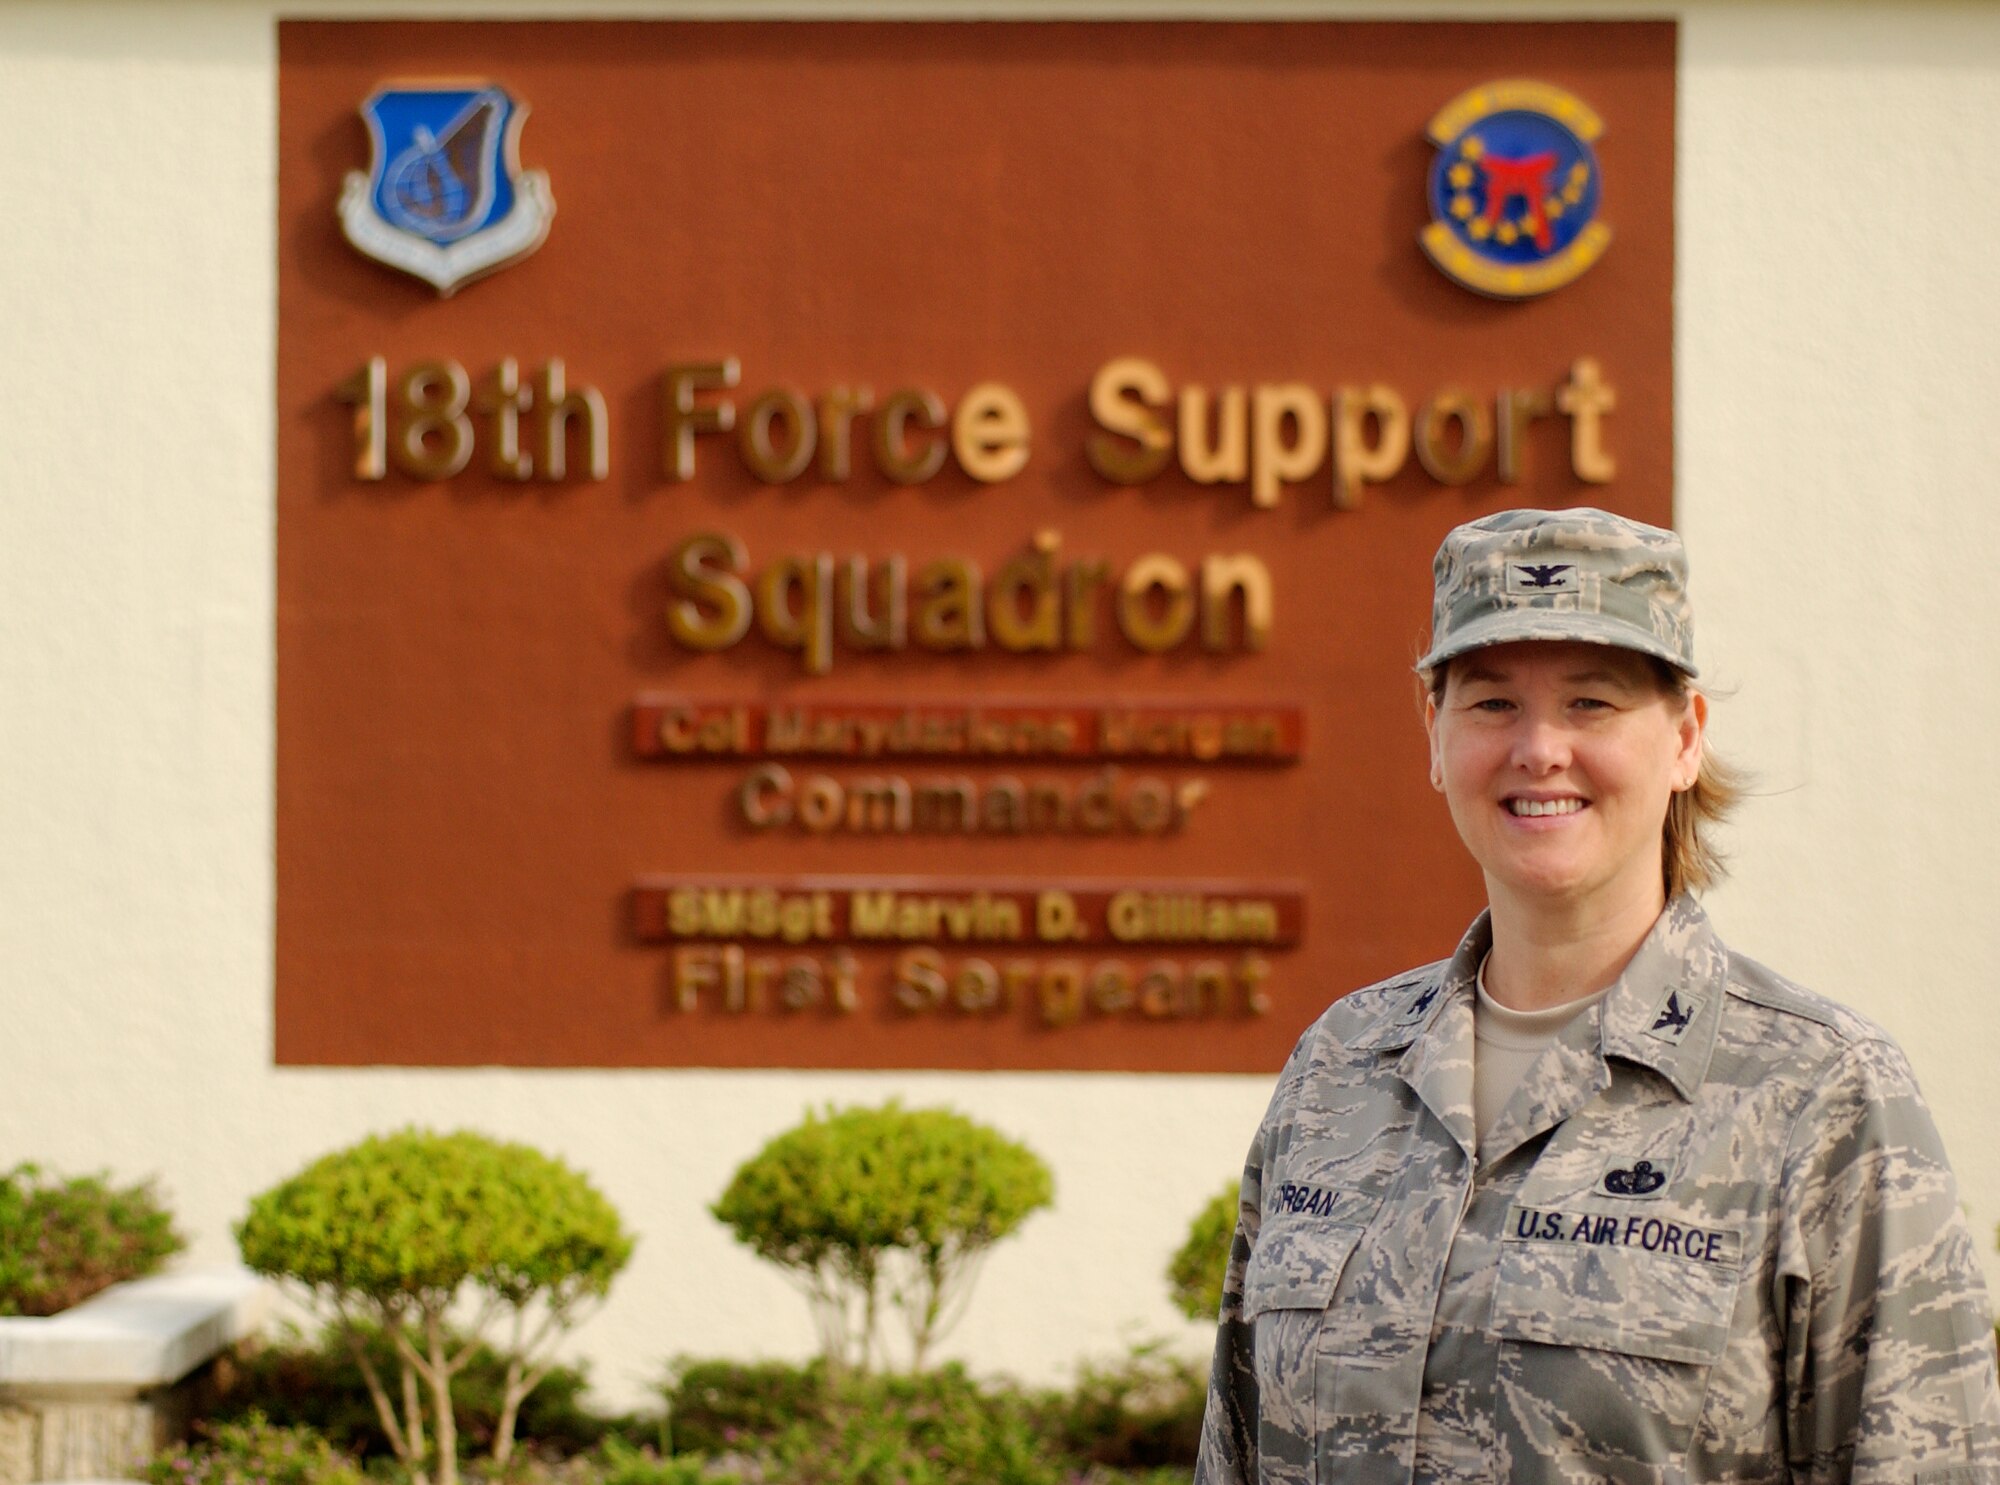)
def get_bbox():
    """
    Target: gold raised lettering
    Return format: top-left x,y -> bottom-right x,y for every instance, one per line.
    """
1086,357 -> 1173,484
660,359 -> 740,480
1414,387 -> 1492,486
1332,384 -> 1410,509
951,382 -> 1031,483
667,532 -> 753,652
1250,383 -> 1328,508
